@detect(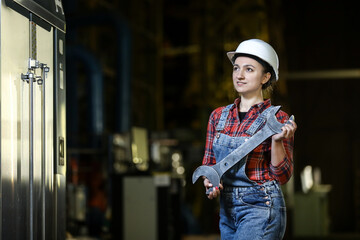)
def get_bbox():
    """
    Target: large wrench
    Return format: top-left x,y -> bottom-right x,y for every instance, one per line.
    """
192,106 -> 294,194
